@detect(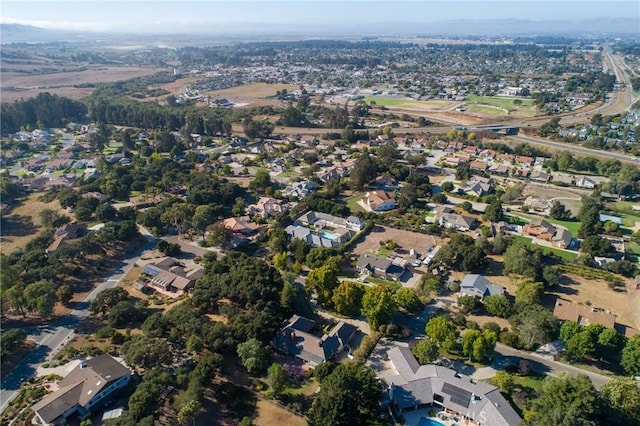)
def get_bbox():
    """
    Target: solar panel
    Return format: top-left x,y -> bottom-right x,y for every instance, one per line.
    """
442,382 -> 472,408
